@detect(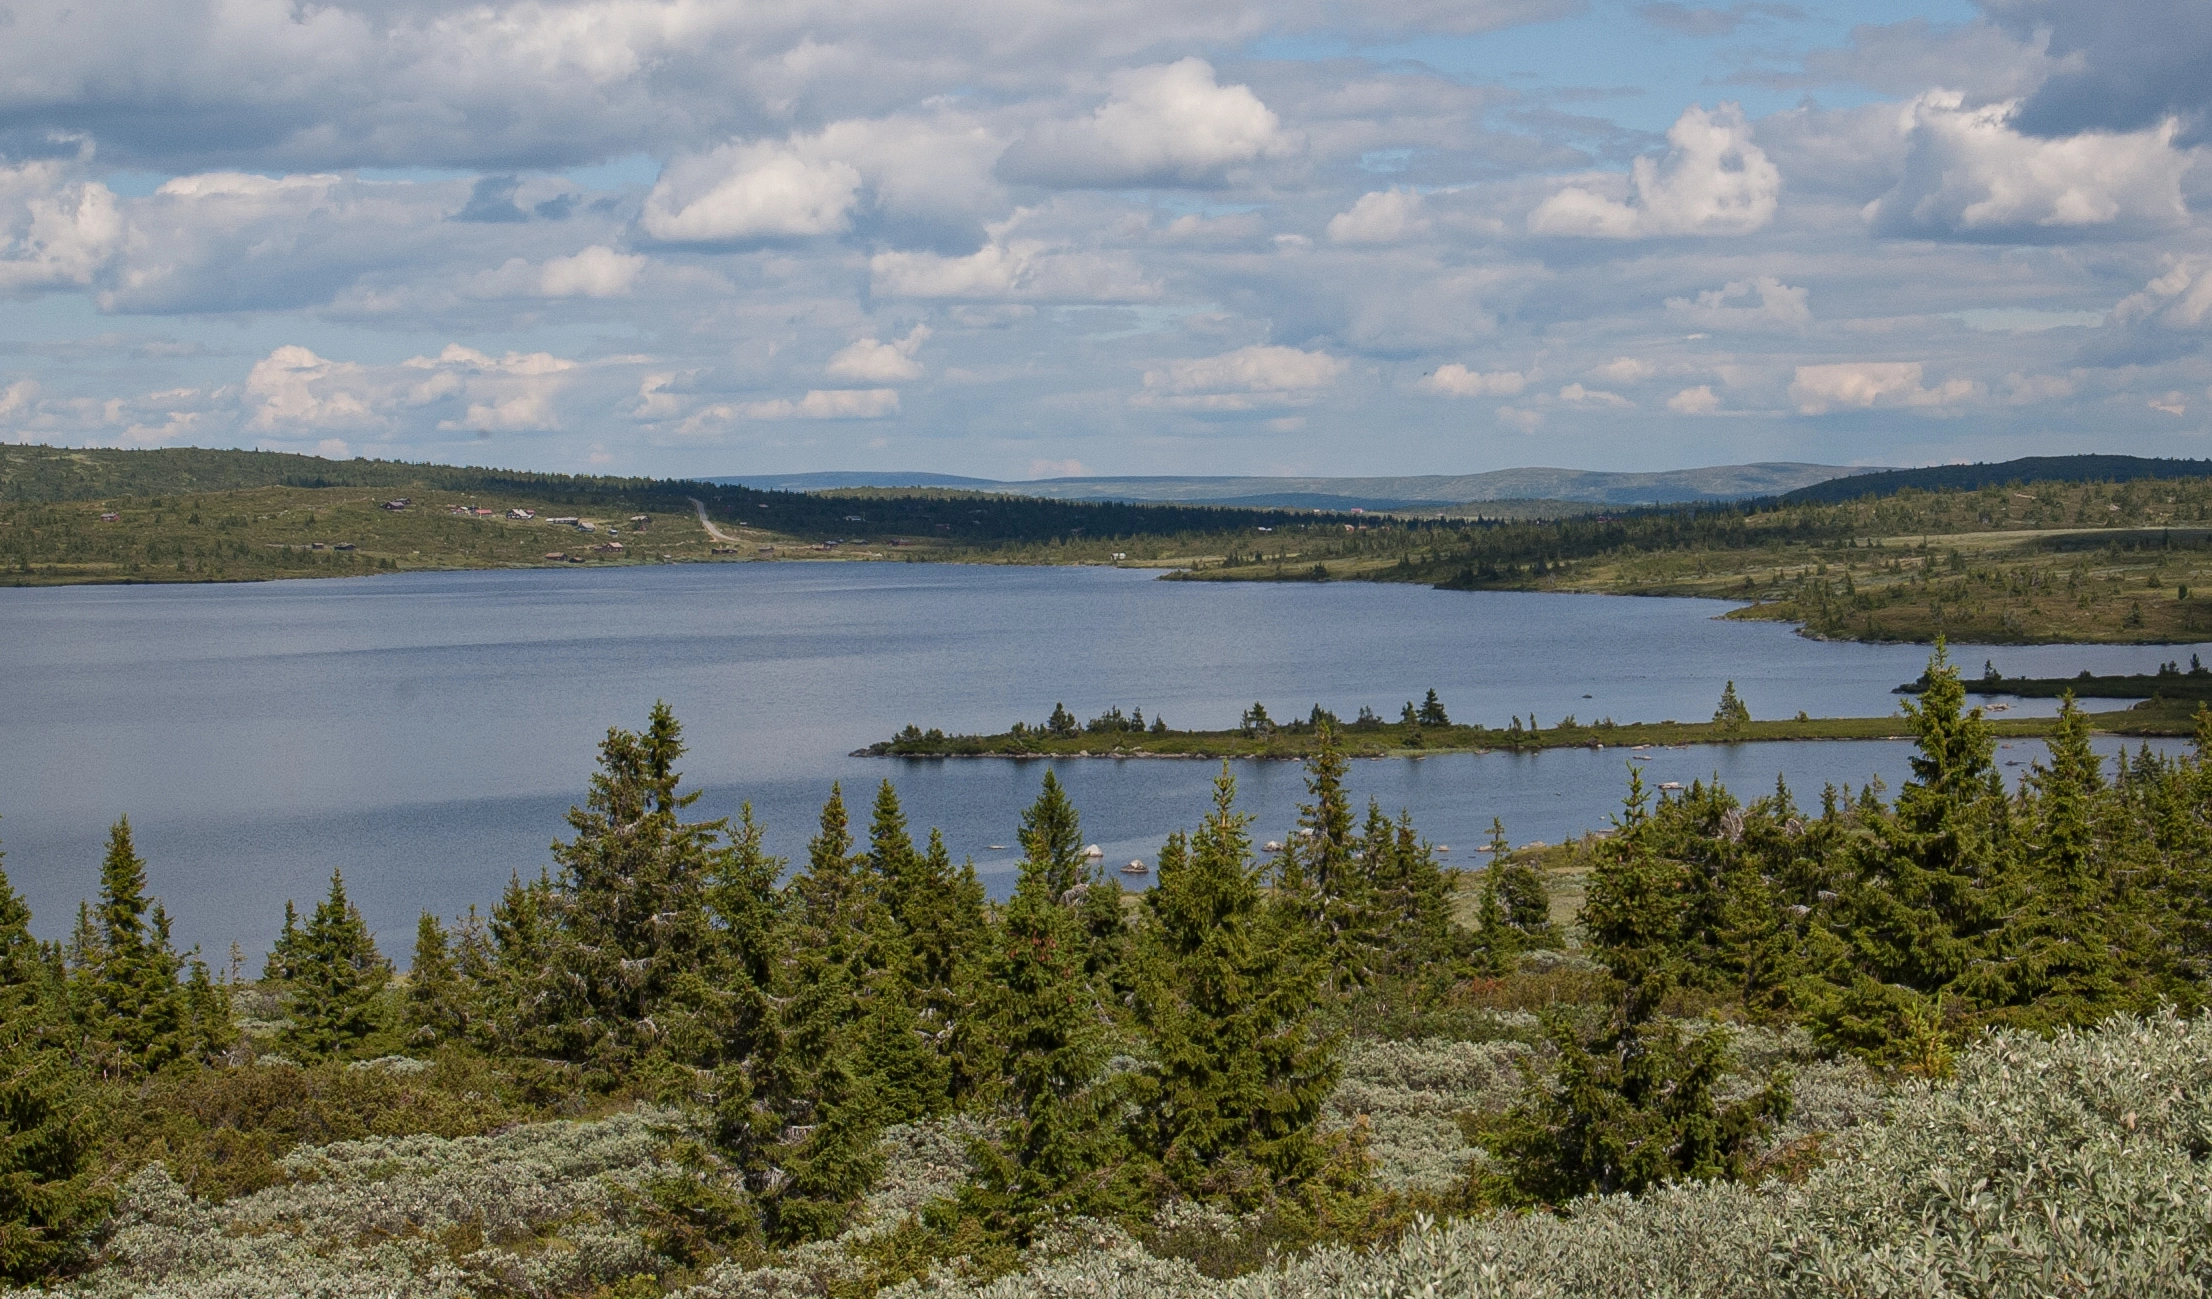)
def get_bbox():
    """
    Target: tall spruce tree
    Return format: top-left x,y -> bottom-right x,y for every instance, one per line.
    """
476,870 -> 556,1050
0,828 -> 57,1040
76,819 -> 187,1074
532,703 -> 728,1074
854,782 -> 947,1123
961,823 -> 1115,1242
759,786 -> 886,1243
279,870 -> 388,1061
1990,695 -> 2126,1026
1358,801 -> 1460,979
706,805 -> 789,1190
1127,769 -> 1337,1209
1579,770 -> 1686,1022
1273,724 -> 1378,992
403,912 -> 470,1046
0,1028 -> 102,1282
1802,643 -> 2010,1058
0,822 -> 100,1282
1017,770 -> 1087,896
